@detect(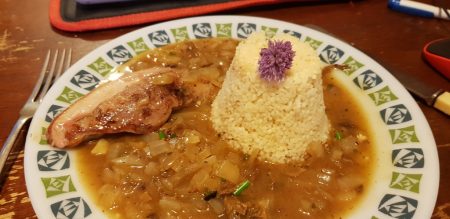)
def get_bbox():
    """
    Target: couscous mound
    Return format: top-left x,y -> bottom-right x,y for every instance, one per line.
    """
211,32 -> 330,163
